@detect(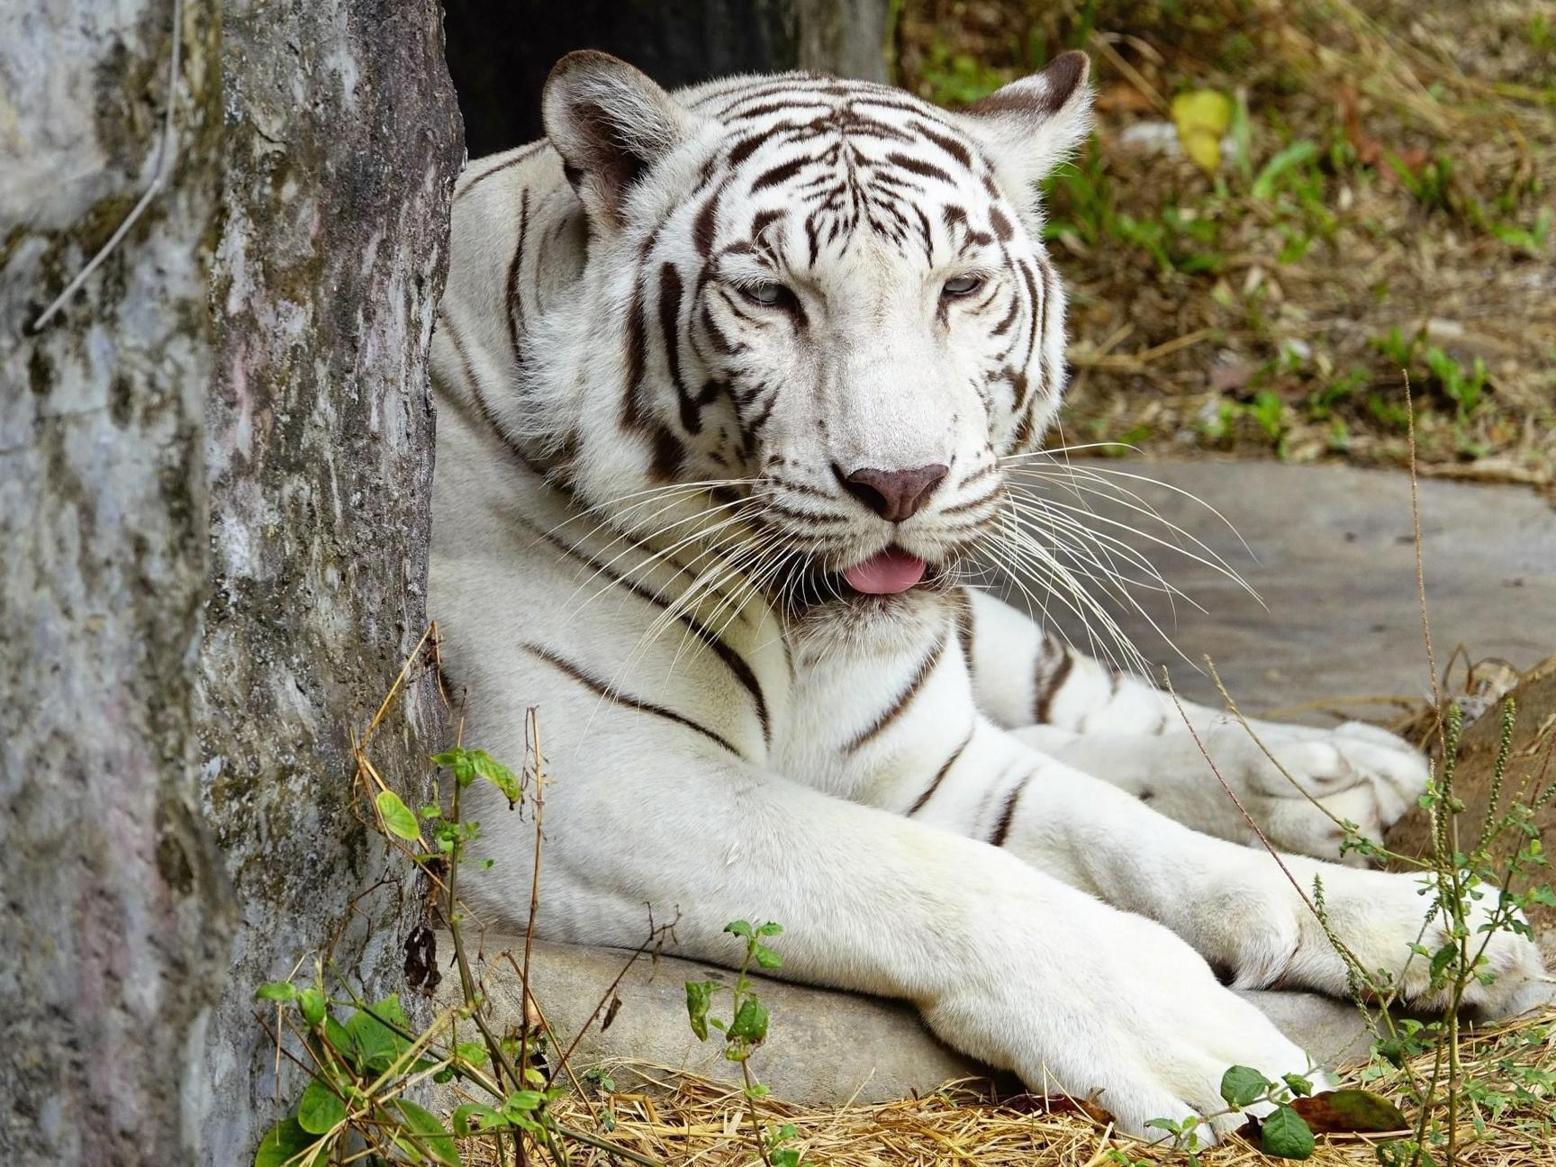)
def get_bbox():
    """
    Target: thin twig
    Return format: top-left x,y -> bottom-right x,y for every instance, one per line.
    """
30,0 -> 185,333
